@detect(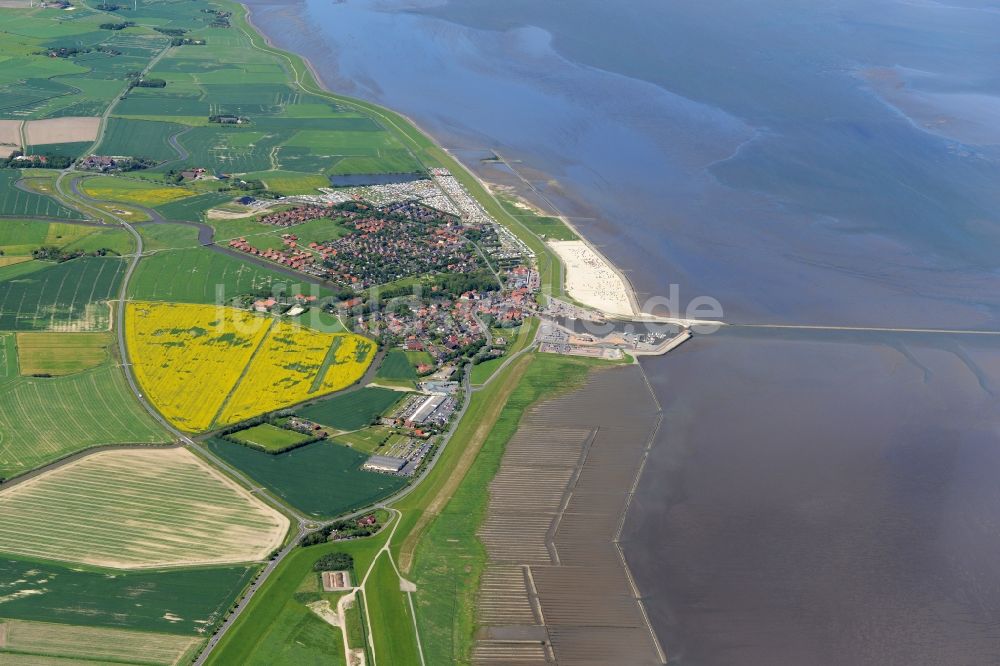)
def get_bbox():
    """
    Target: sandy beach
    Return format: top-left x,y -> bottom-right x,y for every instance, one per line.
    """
549,240 -> 636,317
